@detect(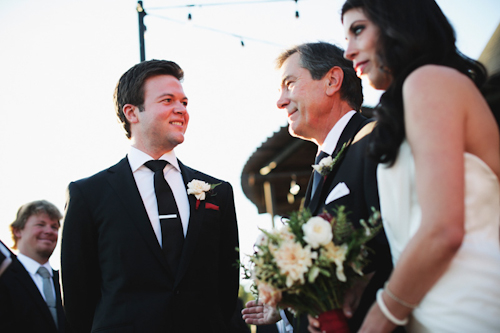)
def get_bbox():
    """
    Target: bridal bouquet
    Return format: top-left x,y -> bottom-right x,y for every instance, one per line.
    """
242,206 -> 381,332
